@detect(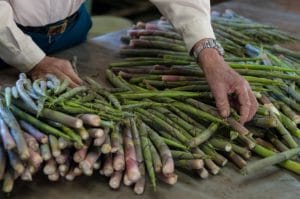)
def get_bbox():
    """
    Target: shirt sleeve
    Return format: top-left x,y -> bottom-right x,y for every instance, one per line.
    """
149,0 -> 215,52
0,1 -> 45,72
